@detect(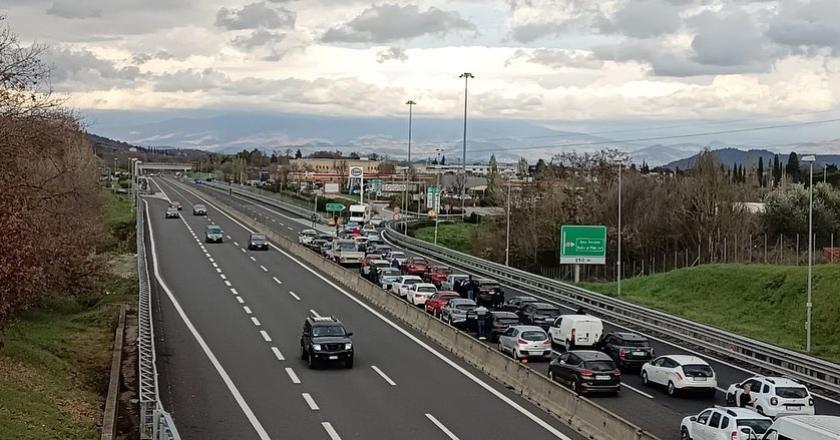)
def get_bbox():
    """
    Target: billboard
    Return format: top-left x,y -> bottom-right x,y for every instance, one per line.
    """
324,183 -> 340,194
